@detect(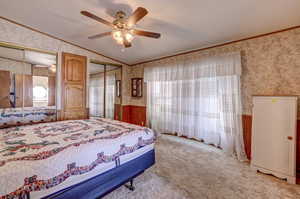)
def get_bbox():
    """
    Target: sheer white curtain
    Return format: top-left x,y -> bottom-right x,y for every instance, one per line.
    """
105,74 -> 116,119
144,52 -> 247,161
89,75 -> 104,117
